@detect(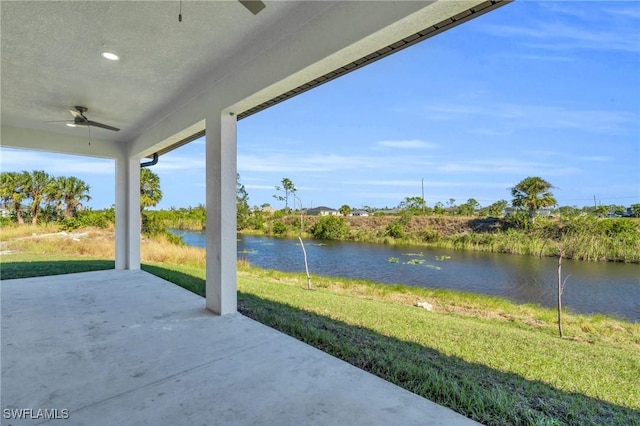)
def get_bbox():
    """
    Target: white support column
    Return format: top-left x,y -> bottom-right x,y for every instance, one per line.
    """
205,112 -> 238,315
115,156 -> 141,270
